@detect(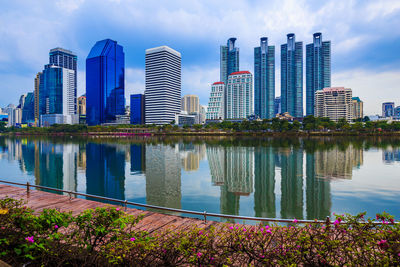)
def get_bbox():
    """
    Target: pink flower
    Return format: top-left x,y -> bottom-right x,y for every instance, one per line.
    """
130,237 -> 136,242
229,226 -> 234,230
293,219 -> 298,223
266,229 -> 272,234
265,225 -> 270,229
197,252 -> 202,257
25,236 -> 34,243
333,219 -> 340,226
54,225 -> 59,229
398,253 -> 400,257
116,208 -> 120,211
210,257 -> 214,261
